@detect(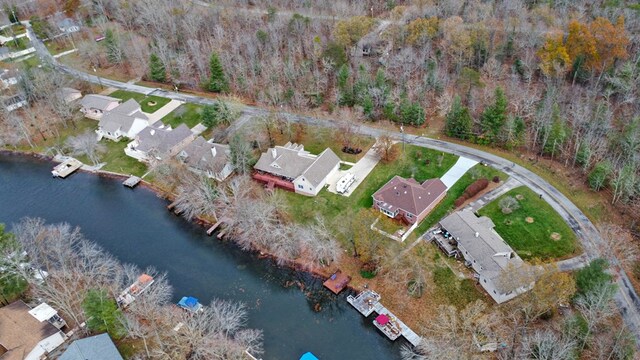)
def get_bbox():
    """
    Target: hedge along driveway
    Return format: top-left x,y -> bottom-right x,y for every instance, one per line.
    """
477,186 -> 579,260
